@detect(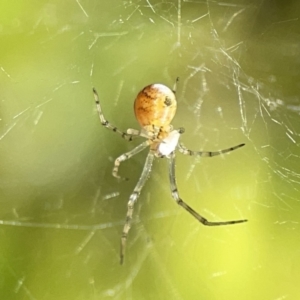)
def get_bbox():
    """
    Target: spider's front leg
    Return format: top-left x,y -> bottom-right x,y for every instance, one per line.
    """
93,88 -> 139,141
167,151 -> 247,226
120,152 -> 155,264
